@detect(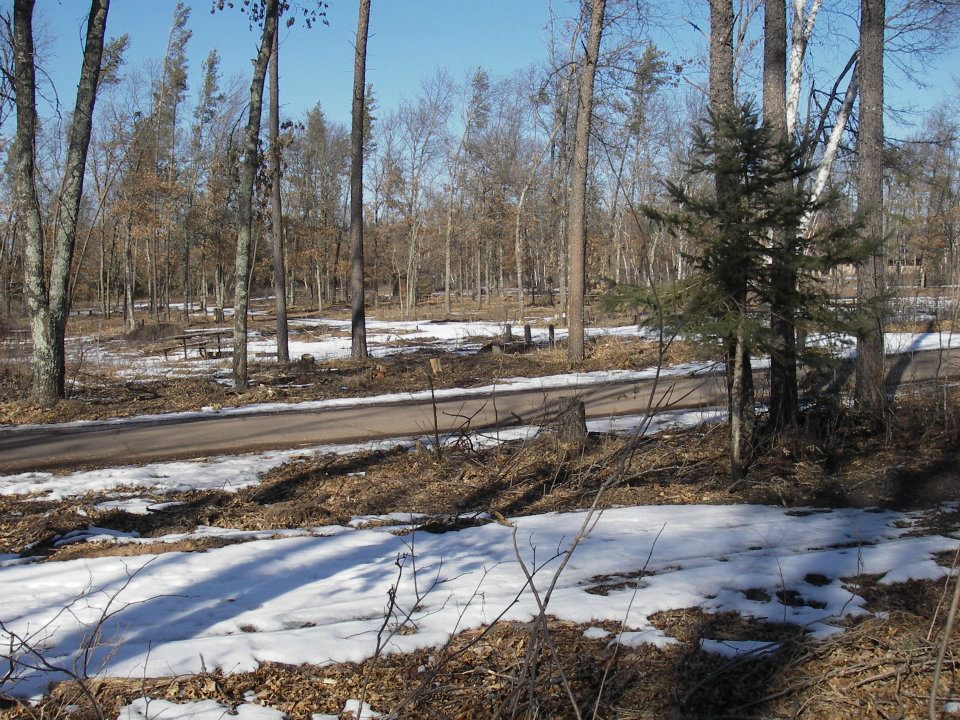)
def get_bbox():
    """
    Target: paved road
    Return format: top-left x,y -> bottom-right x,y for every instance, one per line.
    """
2,348 -> 957,473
